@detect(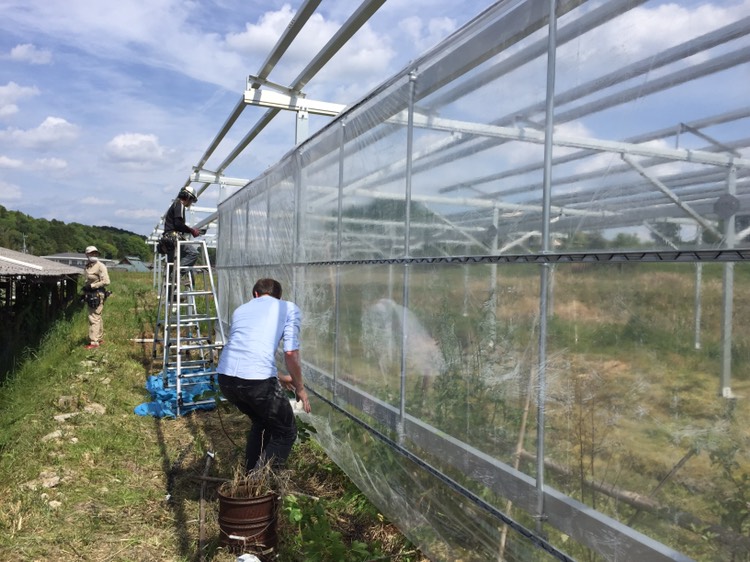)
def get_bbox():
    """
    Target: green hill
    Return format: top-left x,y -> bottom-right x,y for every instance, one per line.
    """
0,205 -> 150,260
